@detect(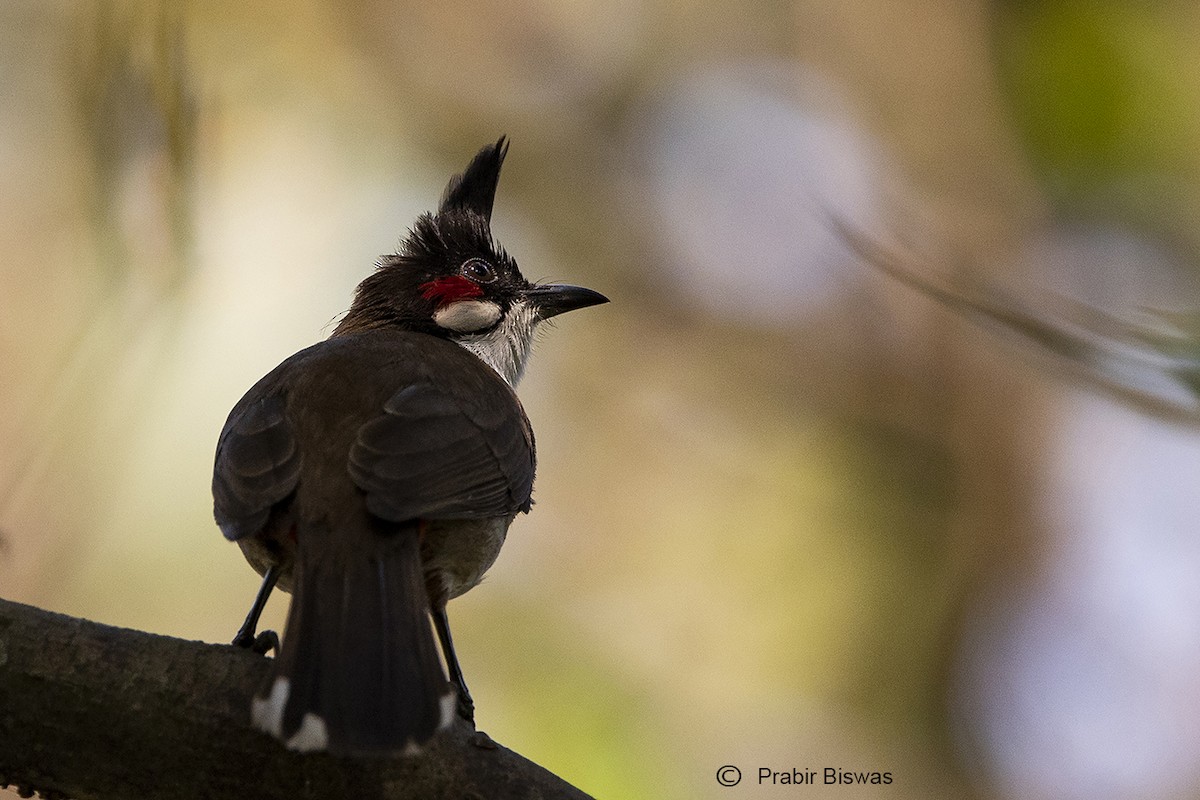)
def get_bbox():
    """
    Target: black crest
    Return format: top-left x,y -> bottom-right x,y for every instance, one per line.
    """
438,136 -> 509,222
